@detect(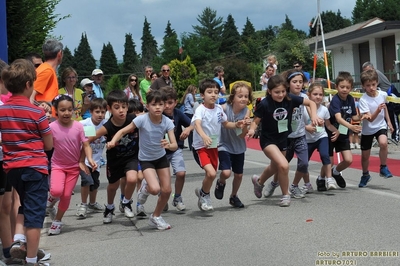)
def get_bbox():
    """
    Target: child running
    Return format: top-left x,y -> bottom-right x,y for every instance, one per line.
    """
47,94 -> 97,235
214,82 -> 252,208
328,72 -> 361,188
192,79 -> 245,212
304,83 -> 339,191
108,89 -> 177,230
76,98 -> 108,218
90,90 -> 139,224
247,75 -> 318,207
358,69 -> 394,187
